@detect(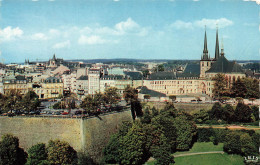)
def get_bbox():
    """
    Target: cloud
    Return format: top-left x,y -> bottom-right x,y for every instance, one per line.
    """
170,18 -> 233,30
244,23 -> 258,26
31,33 -> 48,40
79,17 -> 148,36
78,35 -> 106,45
194,18 -> 233,29
0,26 -> 23,42
170,20 -> 193,29
115,18 -> 140,34
53,40 -> 70,49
